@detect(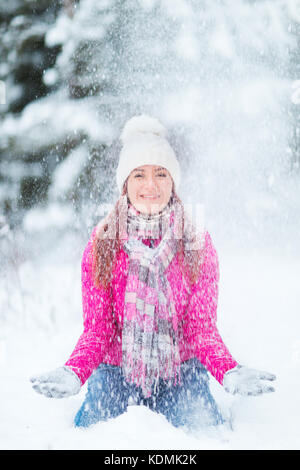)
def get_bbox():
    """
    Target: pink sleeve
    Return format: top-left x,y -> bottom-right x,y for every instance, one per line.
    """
64,227 -> 117,385
184,231 -> 238,385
